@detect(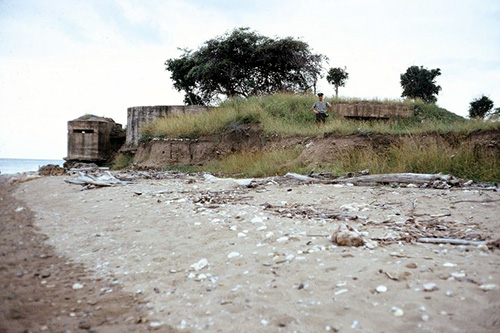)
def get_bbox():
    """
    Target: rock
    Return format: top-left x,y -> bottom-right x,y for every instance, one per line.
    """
78,321 -> 91,330
149,321 -> 164,330
330,223 -> 365,247
227,252 -> 241,259
190,258 -> 208,271
391,307 -> 404,317
376,285 -> 388,293
72,283 -> 84,290
334,288 -> 348,295
405,262 -> 418,269
423,283 -> 437,292
479,284 -> 497,291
